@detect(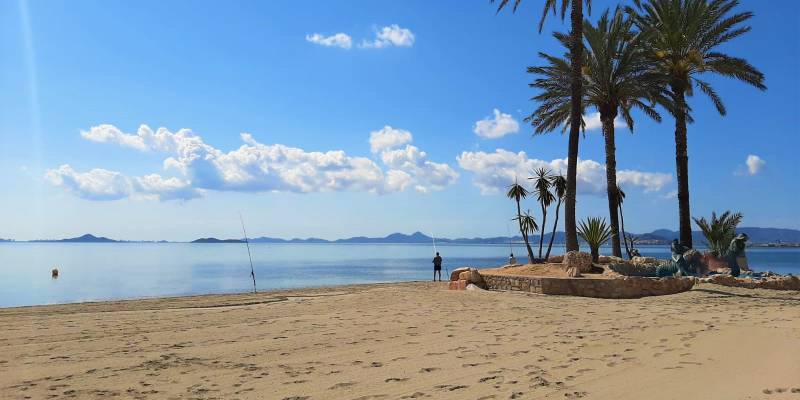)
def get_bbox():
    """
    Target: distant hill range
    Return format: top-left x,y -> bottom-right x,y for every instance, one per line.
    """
11,227 -> 800,246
